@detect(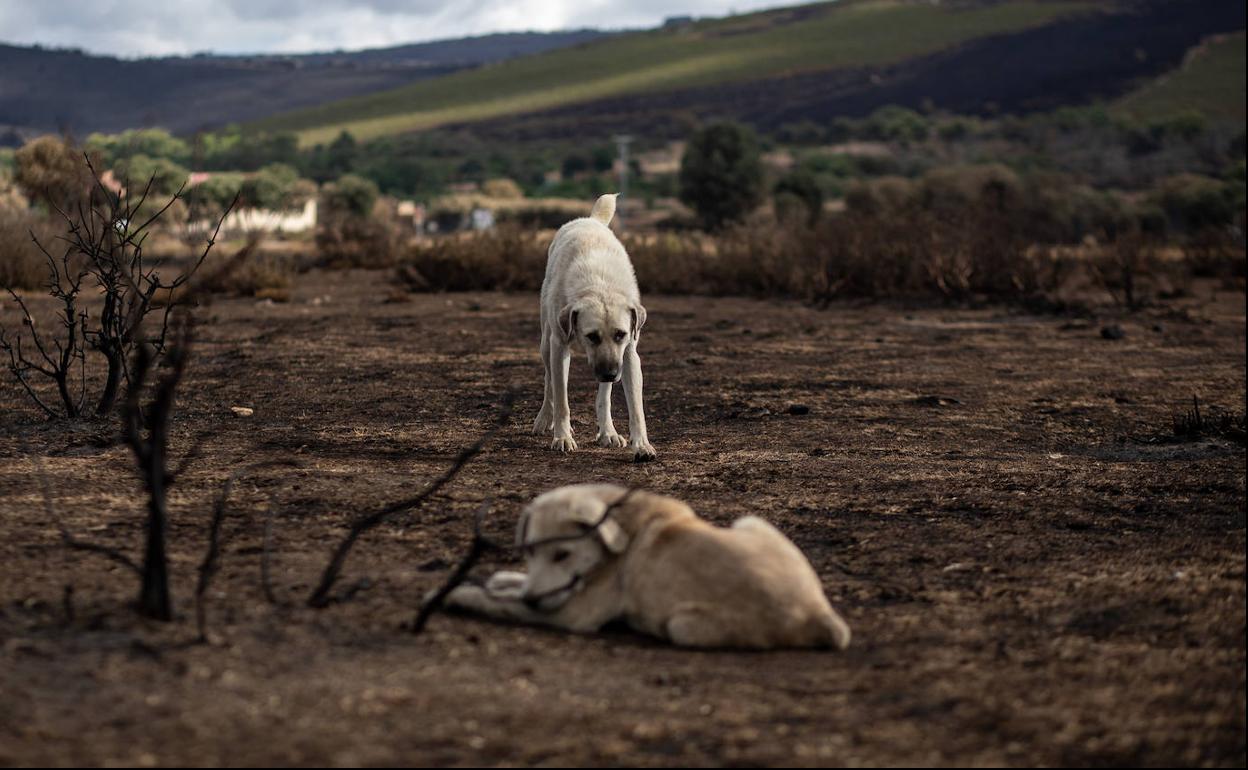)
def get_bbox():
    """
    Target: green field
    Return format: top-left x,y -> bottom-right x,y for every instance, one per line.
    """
1114,31 -> 1246,121
258,0 -> 1093,146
